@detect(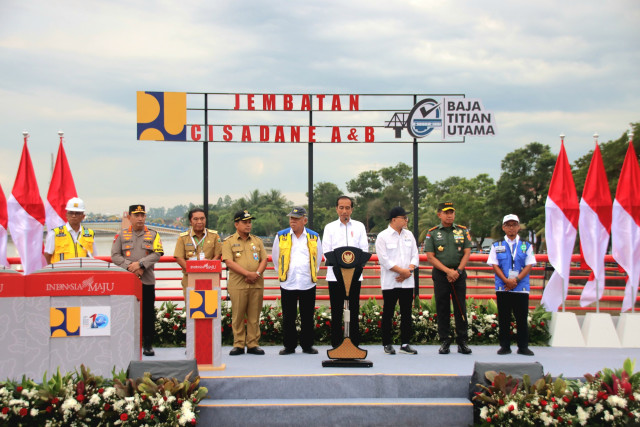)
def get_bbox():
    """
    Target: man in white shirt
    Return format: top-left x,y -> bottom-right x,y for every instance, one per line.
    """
272,207 -> 322,355
487,214 -> 536,356
322,196 -> 369,348
375,206 -> 419,355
